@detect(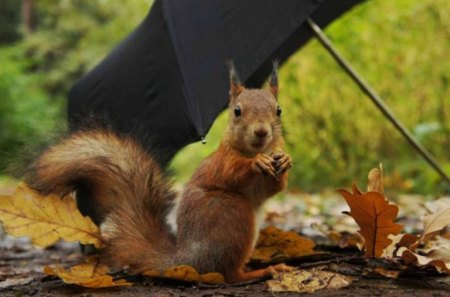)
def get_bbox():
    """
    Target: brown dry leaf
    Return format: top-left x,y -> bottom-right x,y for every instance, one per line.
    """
421,207 -> 450,241
0,183 -> 102,248
337,183 -> 403,258
312,223 -> 365,250
373,267 -> 400,279
251,226 -> 316,262
381,234 -> 404,258
398,247 -> 450,275
267,268 -> 352,293
367,164 -> 384,194
44,263 -> 132,288
382,233 -> 419,257
144,265 -> 225,284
